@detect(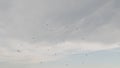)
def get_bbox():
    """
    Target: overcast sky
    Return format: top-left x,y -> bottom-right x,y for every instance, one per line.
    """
0,0 -> 120,68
